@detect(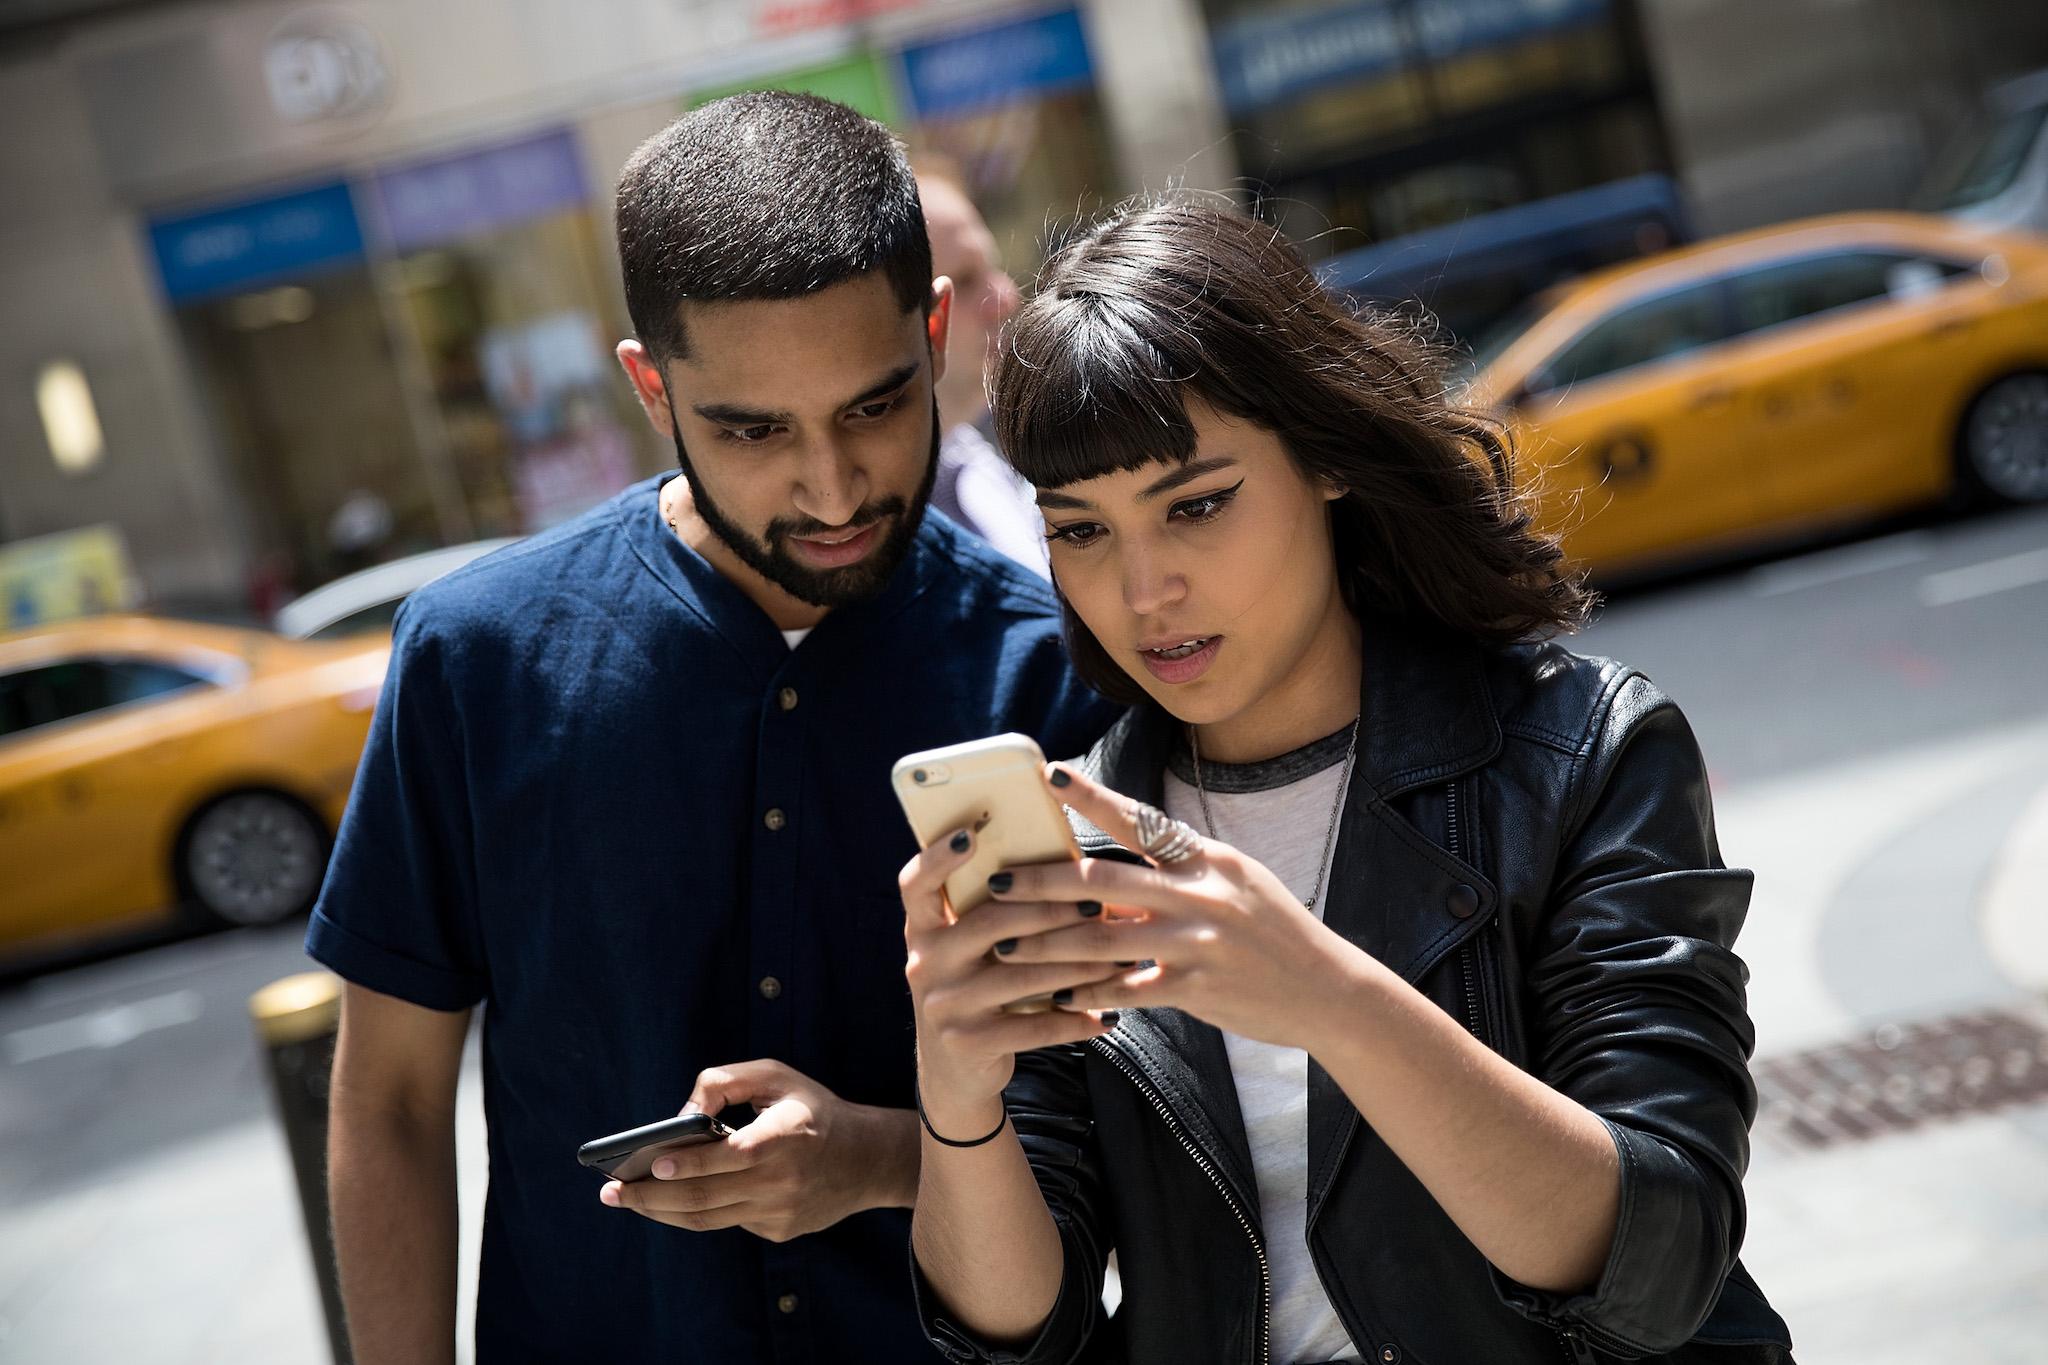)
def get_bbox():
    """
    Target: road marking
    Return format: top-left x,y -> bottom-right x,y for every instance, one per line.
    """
20,935 -> 261,1010
2,990 -> 203,1065
1920,546 -> 2048,606
1747,531 -> 1932,597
